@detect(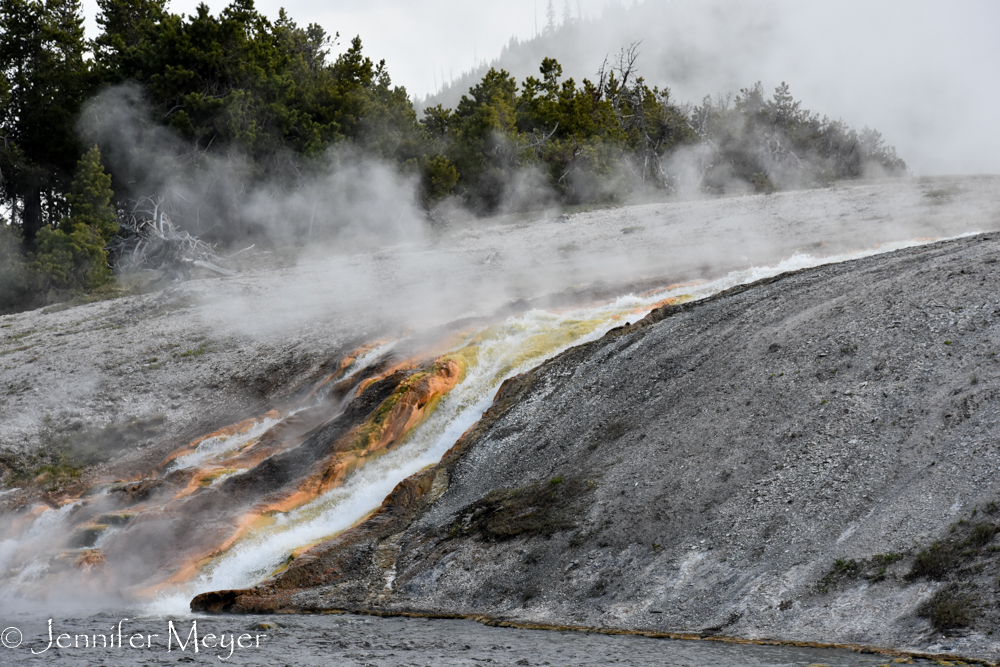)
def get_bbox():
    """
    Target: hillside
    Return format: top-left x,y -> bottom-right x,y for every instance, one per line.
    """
196,231 -> 1000,660
2,176 -> 1000,662
419,2 -> 777,114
